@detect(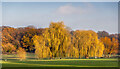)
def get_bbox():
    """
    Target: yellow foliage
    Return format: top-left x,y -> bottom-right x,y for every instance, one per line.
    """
33,22 -> 105,58
73,30 -> 104,58
33,35 -> 51,59
17,47 -> 26,60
